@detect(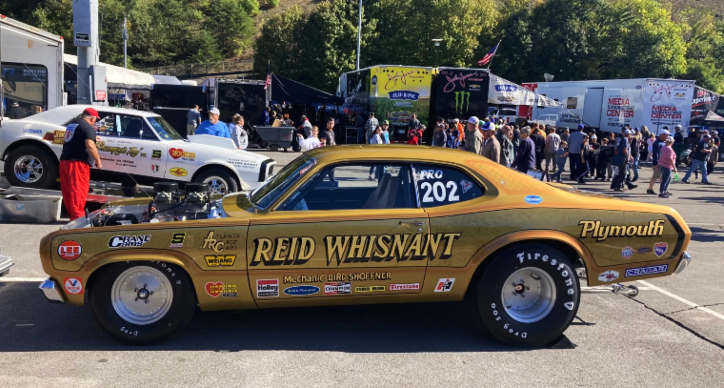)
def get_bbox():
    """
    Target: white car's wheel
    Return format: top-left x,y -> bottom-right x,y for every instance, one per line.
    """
4,145 -> 58,188
195,168 -> 240,195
